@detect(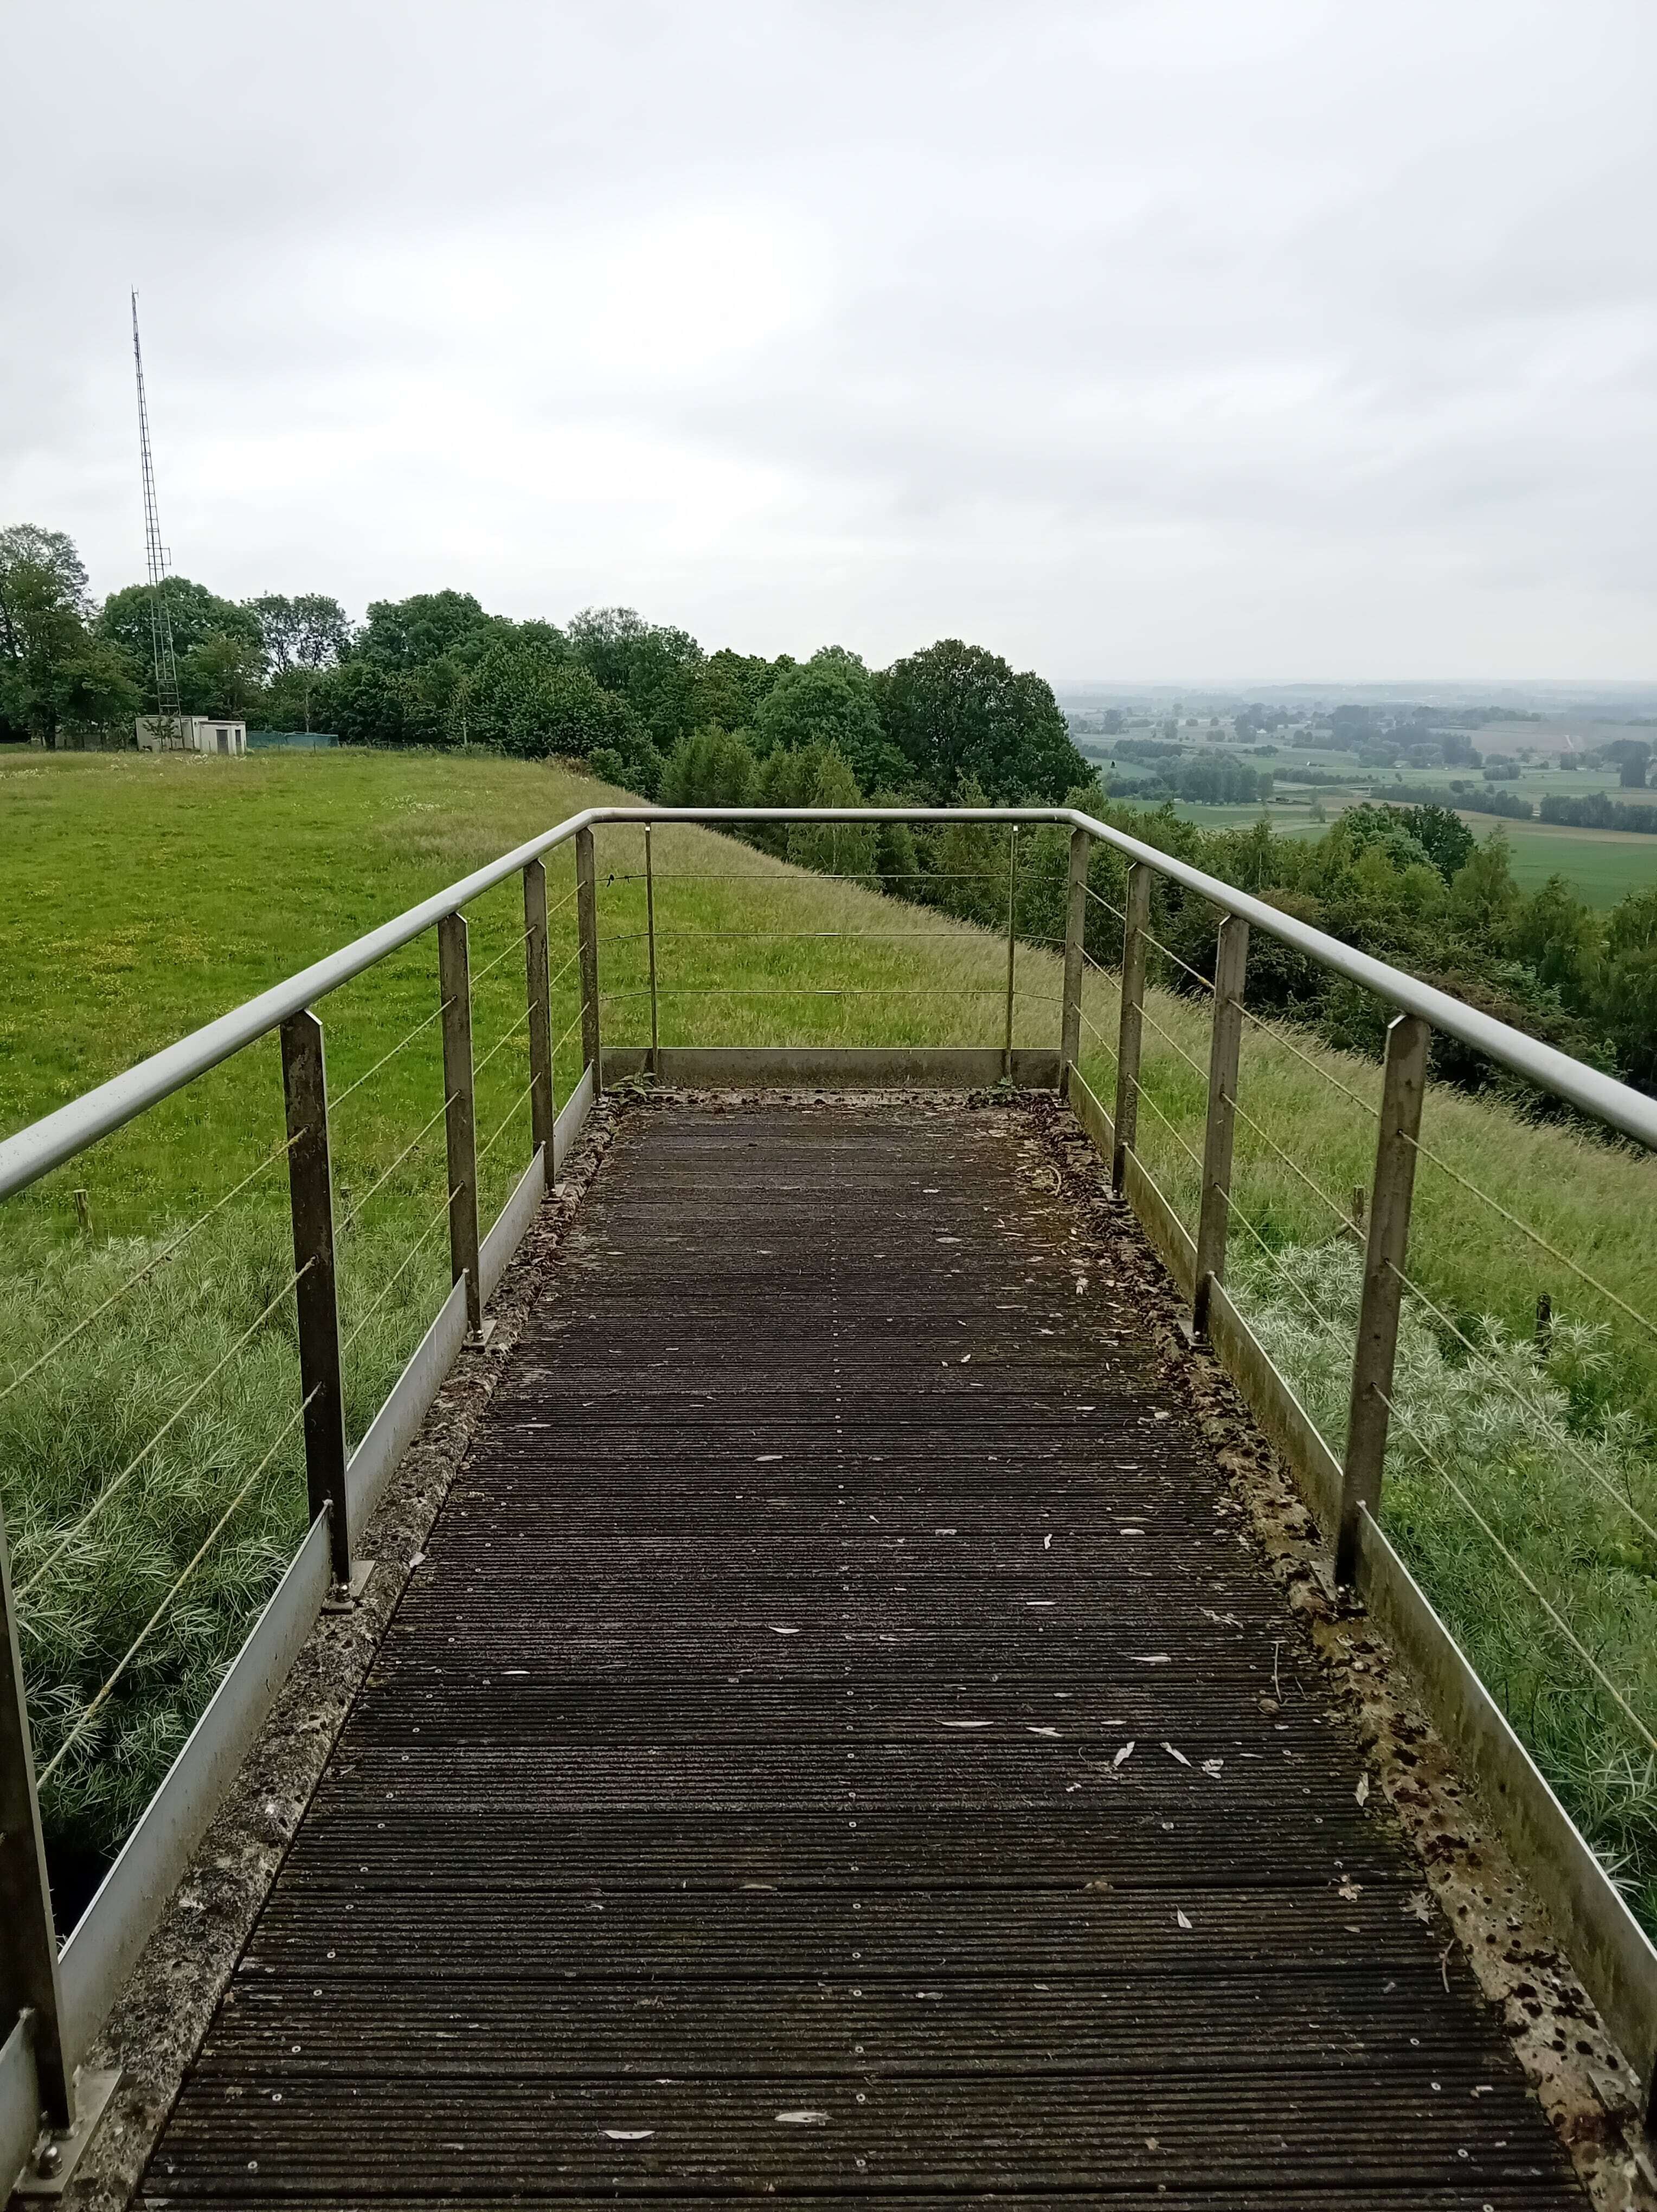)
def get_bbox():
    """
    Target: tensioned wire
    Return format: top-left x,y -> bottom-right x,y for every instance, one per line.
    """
1384,1259 -> 1657,1556
0,1124 -> 306,1409
476,1077 -> 538,1171
1371,1380 -> 1657,1759
342,1188 -> 457,1358
1237,1000 -> 1380,1121
1082,883 -> 1127,926
13,1258 -> 314,1603
1128,1079 -> 1205,1178
337,1094 -> 458,1238
600,927 -> 1063,947
1404,1133 -> 1657,1349
1135,1001 -> 1212,1087
1224,1088 -> 1365,1240
331,1000 -> 455,1112
34,1386 -> 319,1789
